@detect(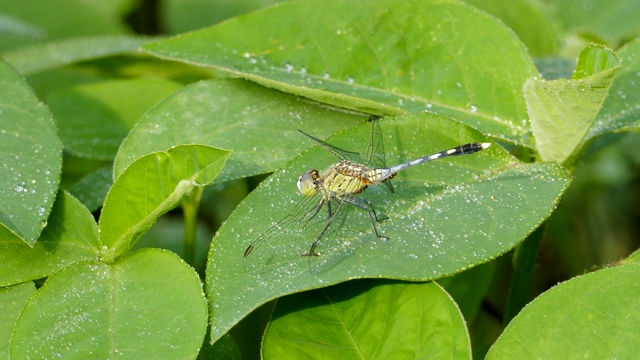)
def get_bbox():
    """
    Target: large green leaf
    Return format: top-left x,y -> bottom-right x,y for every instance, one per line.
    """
114,79 -> 365,182
589,38 -> 640,140
144,0 -> 538,145
49,78 -> 183,160
526,45 -> 621,164
0,60 -> 62,245
0,282 -> 35,358
486,262 -> 640,359
10,249 -> 207,359
100,145 -> 230,263
264,280 -> 470,358
206,113 -> 571,342
0,190 -> 100,286
1,35 -> 151,75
